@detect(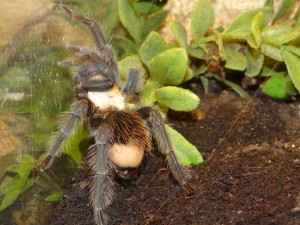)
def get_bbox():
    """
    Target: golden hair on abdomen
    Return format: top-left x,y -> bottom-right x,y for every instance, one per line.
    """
106,110 -> 152,152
